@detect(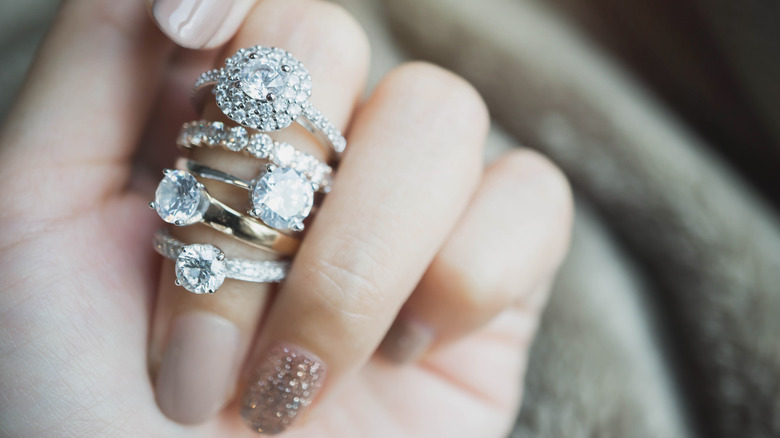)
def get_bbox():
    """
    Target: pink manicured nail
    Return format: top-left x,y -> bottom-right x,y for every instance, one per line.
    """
155,312 -> 240,424
241,344 -> 326,435
380,318 -> 435,364
151,0 -> 234,48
